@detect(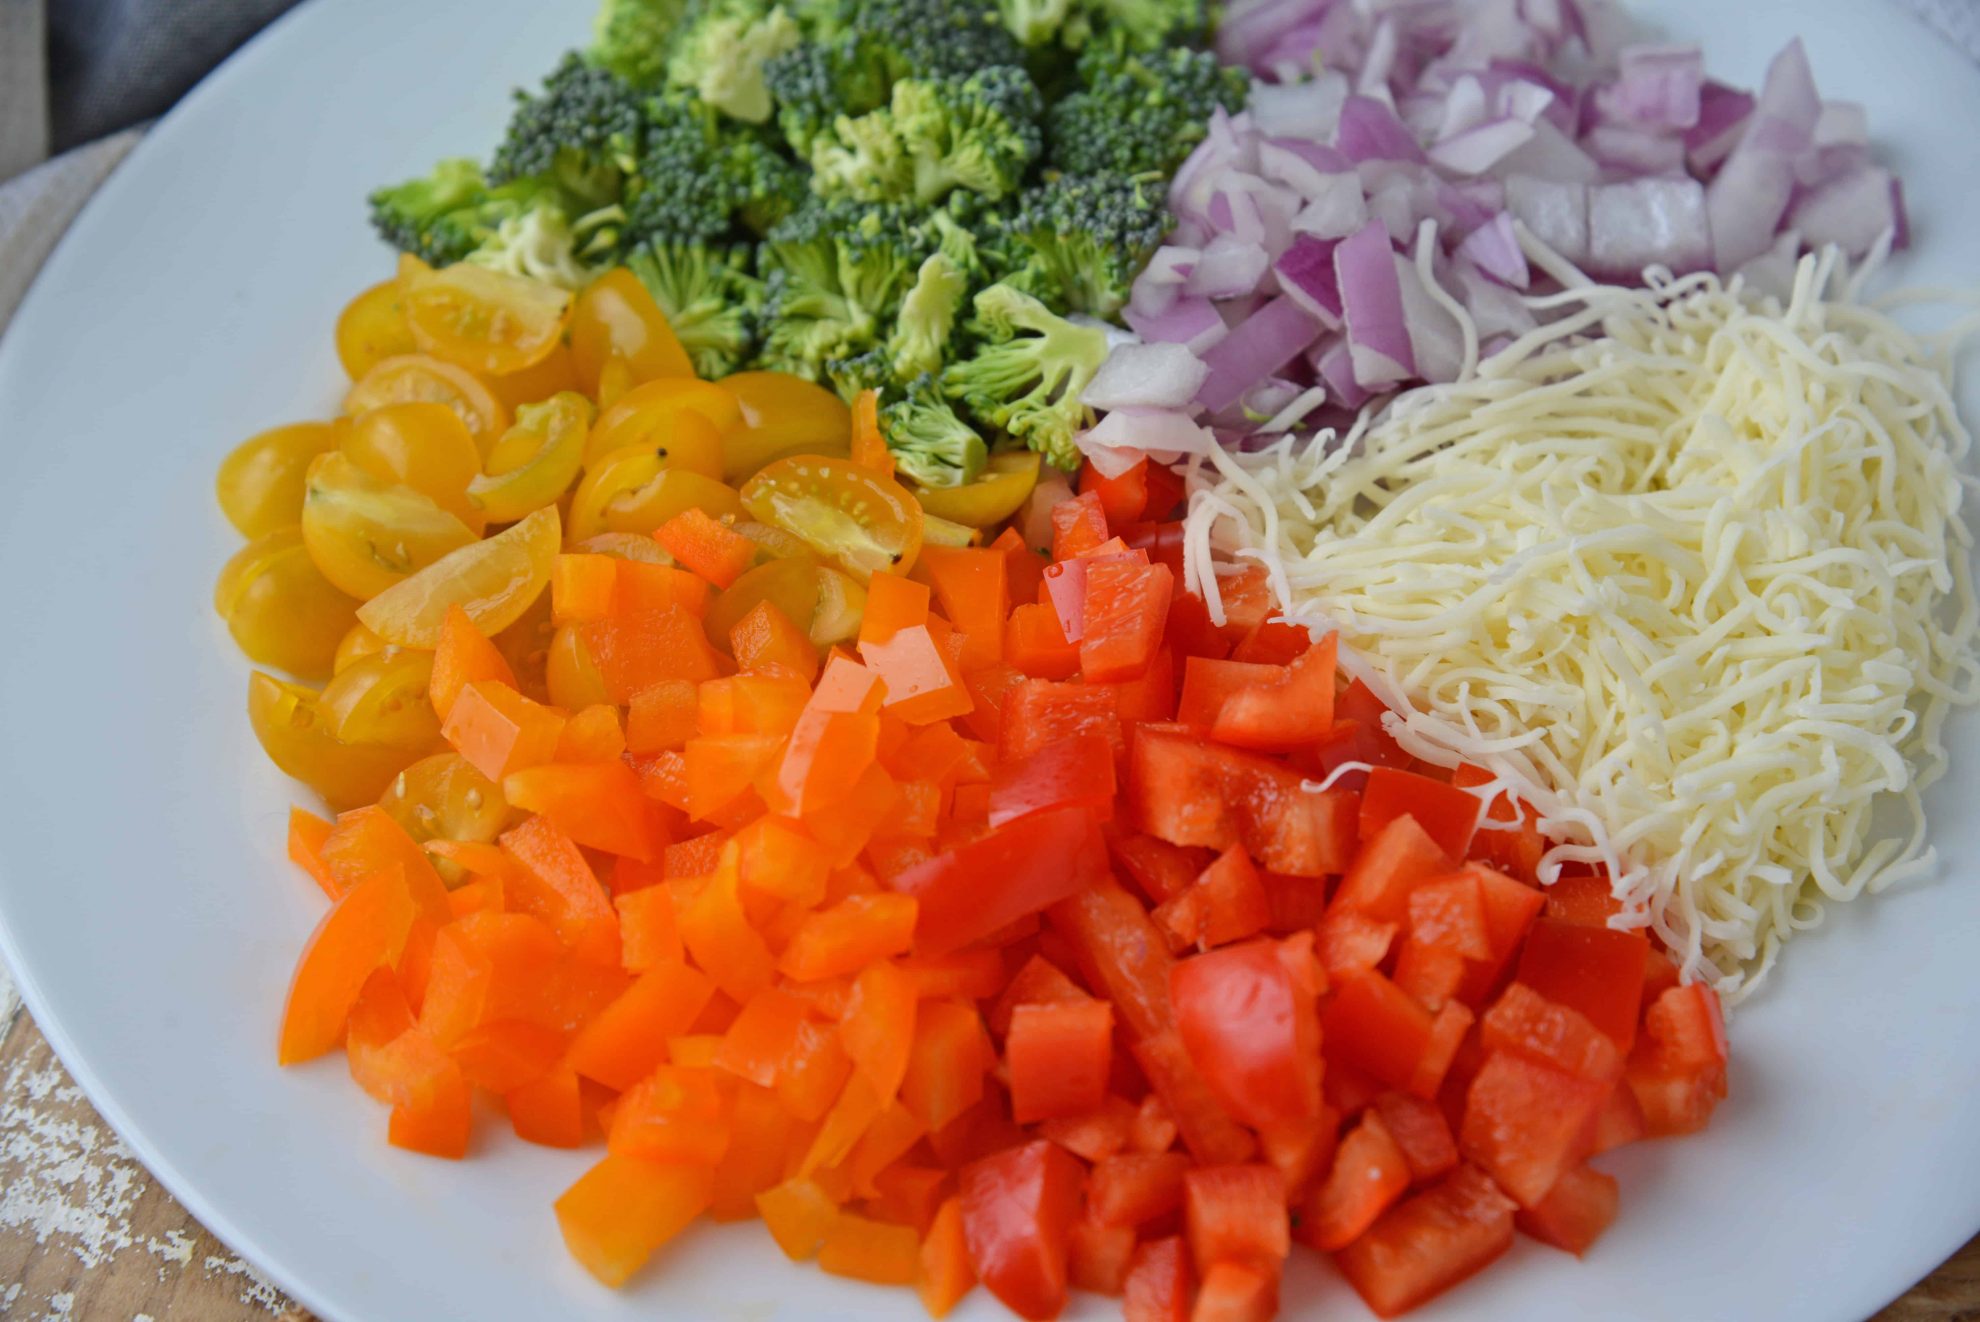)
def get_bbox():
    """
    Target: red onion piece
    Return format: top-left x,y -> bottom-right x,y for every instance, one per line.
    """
1194,295 -> 1327,413
1335,221 -> 1414,386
